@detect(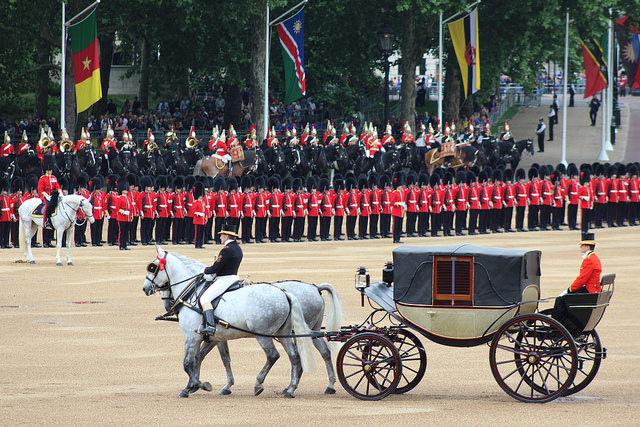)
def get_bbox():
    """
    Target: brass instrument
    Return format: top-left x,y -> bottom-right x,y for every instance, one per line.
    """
147,141 -> 158,152
185,137 -> 198,149
39,137 -> 52,152
60,140 -> 74,152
